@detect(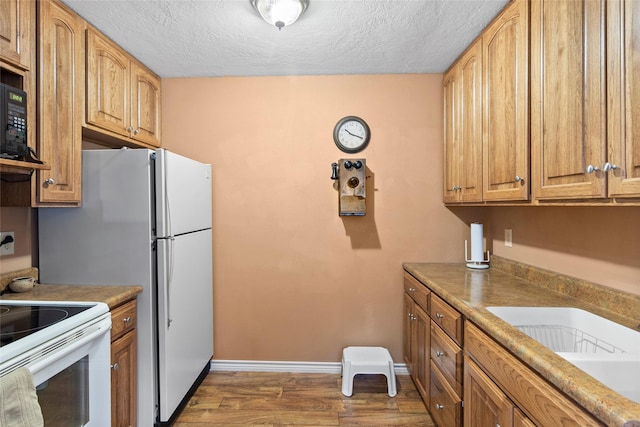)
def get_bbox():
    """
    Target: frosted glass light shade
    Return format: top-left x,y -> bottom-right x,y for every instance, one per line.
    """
251,0 -> 309,29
